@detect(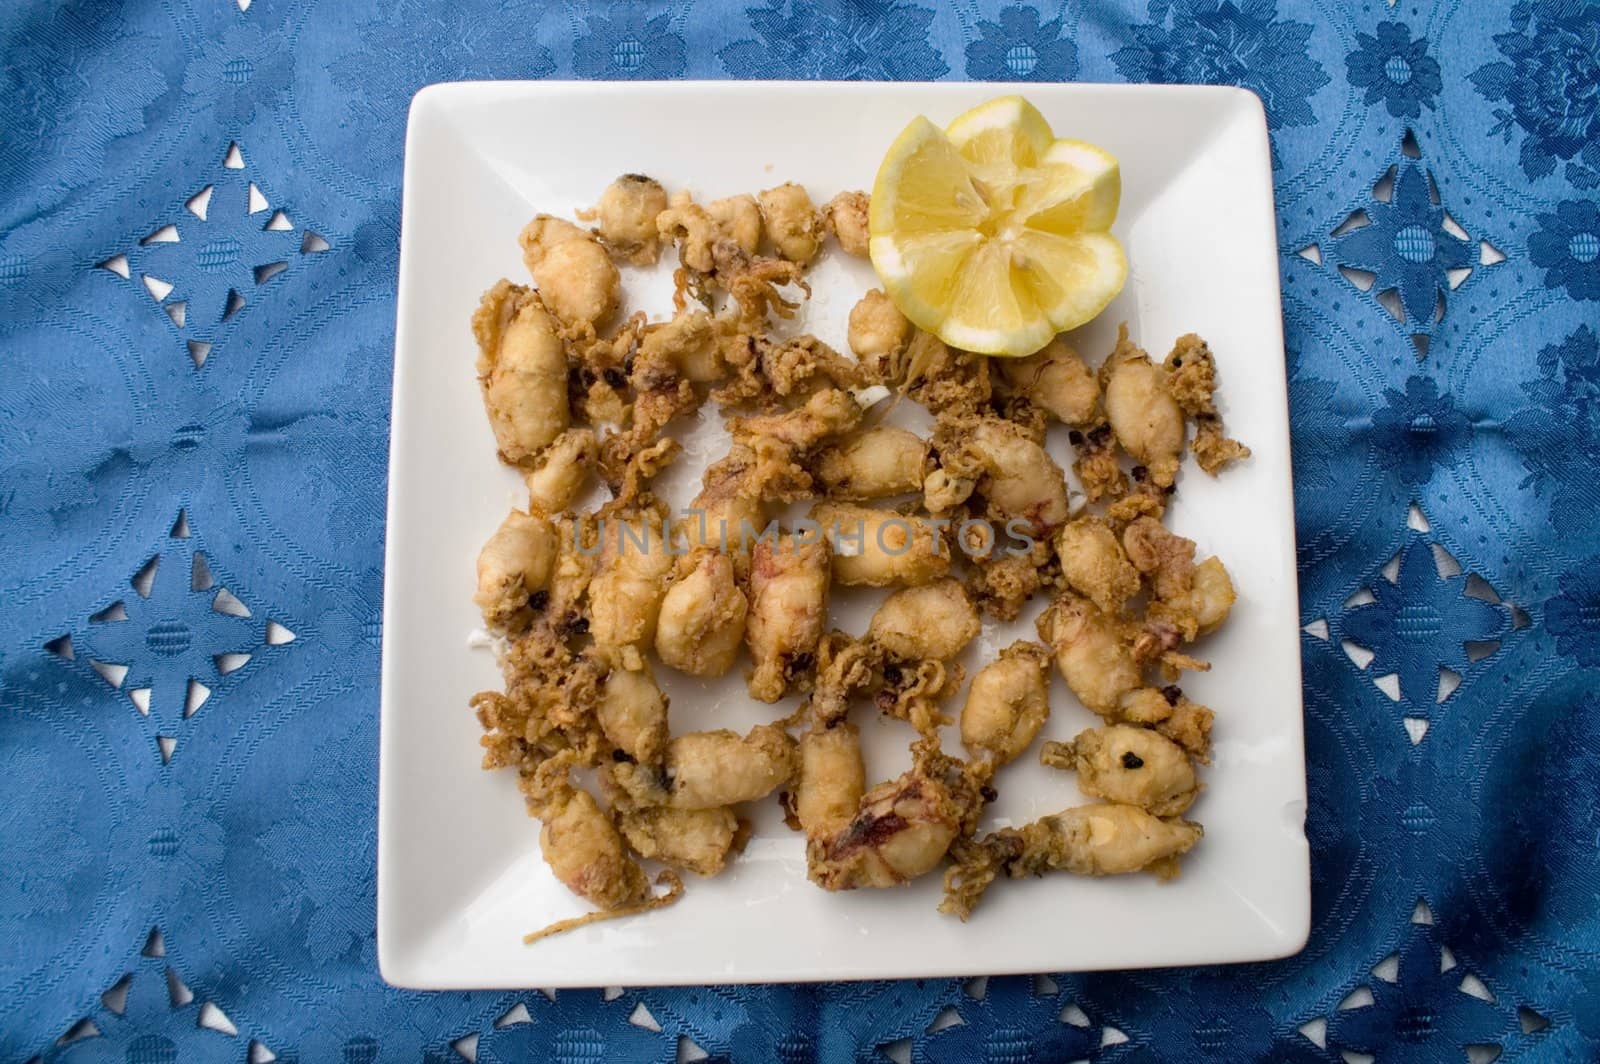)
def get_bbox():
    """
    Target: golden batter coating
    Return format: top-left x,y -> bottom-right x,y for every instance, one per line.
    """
997,337 -> 1100,427
729,387 -> 862,453
790,721 -> 866,839
664,722 -> 797,809
519,215 -> 621,332
524,754 -> 651,911
656,547 -> 750,677
1057,516 -> 1141,615
807,753 -> 961,890
592,648 -> 669,765
685,438 -> 808,555
746,534 -> 831,702
941,803 -> 1202,919
474,509 -> 560,633
814,426 -> 927,500
1068,421 -> 1127,502
588,510 -> 676,650
1037,592 -> 1142,716
874,658 -> 965,737
1120,516 -> 1197,601
617,806 -> 745,876
822,190 -> 870,257
1164,333 -> 1251,475
708,194 -> 763,256
524,429 -> 597,514
586,174 -> 669,266
472,281 -> 572,464
847,289 -> 912,382
1149,555 -> 1236,641
929,415 -> 1070,538
960,641 -> 1052,769
965,546 -> 1049,622
867,578 -> 980,662
758,182 -> 823,264
1101,326 -> 1184,489
1043,724 -> 1200,816
638,309 -> 729,384
812,503 -> 952,587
